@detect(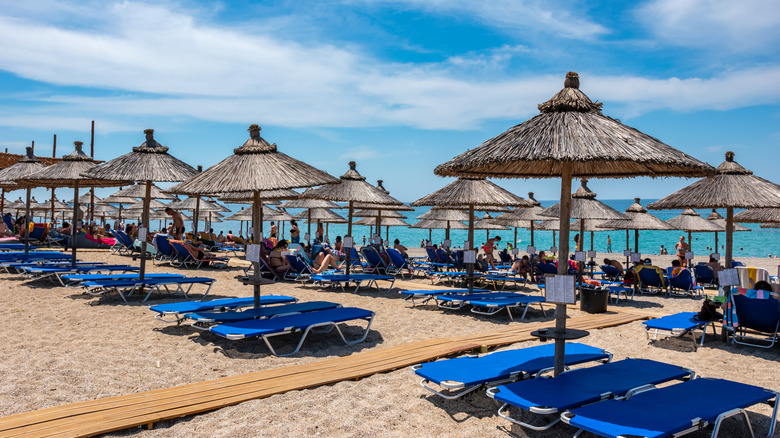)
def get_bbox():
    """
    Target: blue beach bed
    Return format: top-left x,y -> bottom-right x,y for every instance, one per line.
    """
412,343 -> 611,399
186,301 -> 341,328
562,378 -> 778,438
399,288 -> 489,306
467,294 -> 547,321
81,276 -> 217,302
487,358 -> 693,431
209,307 -> 375,356
643,311 -> 721,349
311,273 -> 395,293
150,295 -> 297,323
